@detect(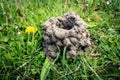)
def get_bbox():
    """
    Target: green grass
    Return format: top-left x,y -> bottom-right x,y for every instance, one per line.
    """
0,0 -> 120,80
